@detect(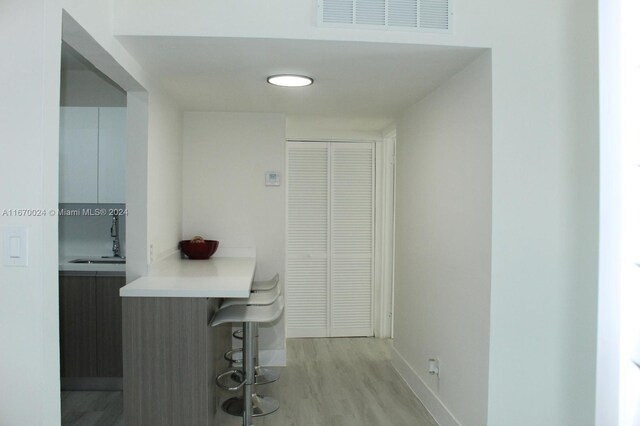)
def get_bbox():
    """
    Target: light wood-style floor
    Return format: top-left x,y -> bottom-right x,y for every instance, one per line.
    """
62,338 -> 437,426
61,391 -> 124,426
